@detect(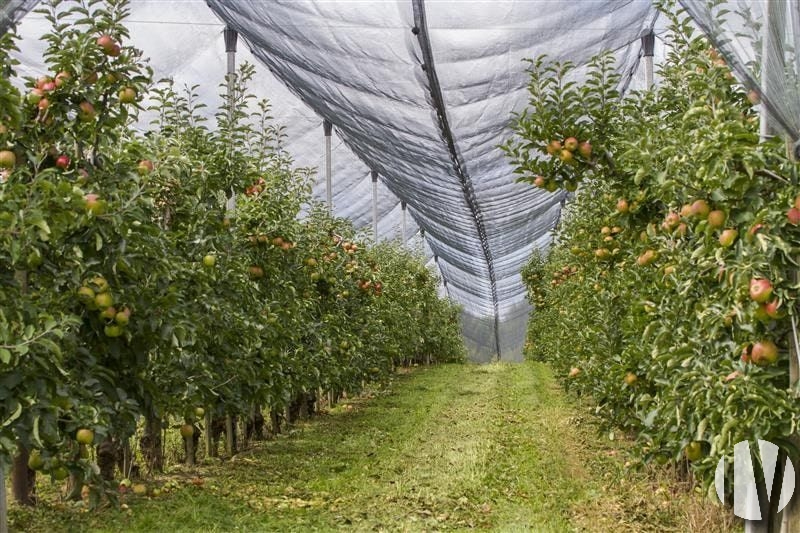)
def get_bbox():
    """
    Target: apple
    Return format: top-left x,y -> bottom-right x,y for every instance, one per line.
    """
119,478 -> 132,488
305,257 -> 318,267
558,149 -> 574,163
52,466 -> 69,481
691,199 -> 710,219
0,150 -> 15,169
636,249 -> 656,266
132,483 -> 147,496
35,76 -> 51,89
83,193 -> 104,215
272,236 -> 284,247
751,340 -> 778,365
601,226 -> 611,235
680,204 -> 694,218
27,88 -> 43,105
37,98 -> 50,110
115,308 -> 131,326
663,265 -> 676,276
137,159 -> 154,175
675,223 -> 688,237
27,450 -> 44,471
706,210 -> 725,228
90,275 -> 109,293
194,407 -> 205,418
594,248 -> 611,260
179,424 -> 194,438
718,229 -> 738,247
76,428 -> 94,445
108,44 -> 121,57
79,101 -> 96,121
202,254 -> 216,267
77,286 -> 95,303
83,71 -> 98,85
788,208 -> 800,226
616,198 -> 629,213
55,154 -> 70,170
749,278 -> 773,303
764,300 -> 780,319
568,367 -> 581,378
54,71 -> 70,87
624,372 -> 638,385
545,140 -> 562,155
96,34 -> 116,54
563,137 -> 579,151
533,176 -> 546,188
41,81 -> 55,92
794,195 -> 800,210
662,212 -> 680,230
118,87 -> 137,104
94,292 -> 114,309
684,441 -> 703,461
104,324 -> 123,337
249,265 -> 264,279
100,306 -> 117,320
578,141 -> 592,158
